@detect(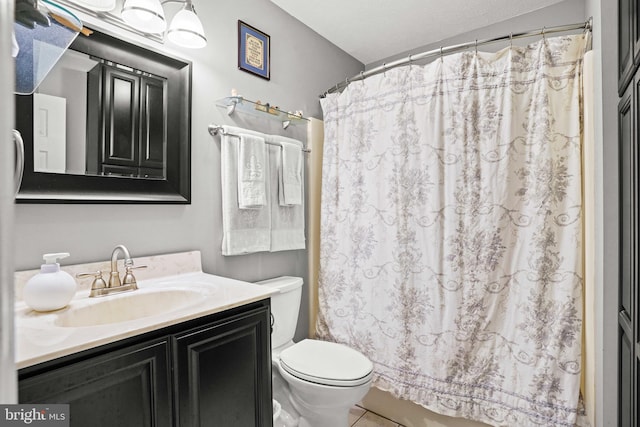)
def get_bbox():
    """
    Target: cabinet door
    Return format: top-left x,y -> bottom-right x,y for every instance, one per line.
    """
620,320 -> 635,427
620,79 -> 637,427
620,82 -> 634,319
103,66 -> 140,168
621,0 -> 635,93
139,76 -> 166,172
635,0 -> 640,61
19,339 -> 171,427
173,305 -> 272,427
